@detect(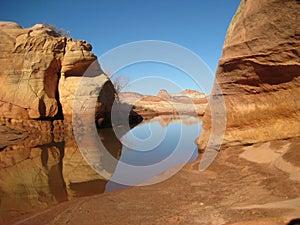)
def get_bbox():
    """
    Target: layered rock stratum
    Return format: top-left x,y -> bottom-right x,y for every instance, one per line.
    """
198,0 -> 300,148
0,21 -> 115,129
119,89 -> 208,117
